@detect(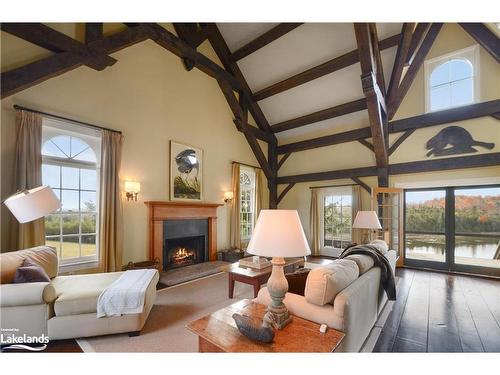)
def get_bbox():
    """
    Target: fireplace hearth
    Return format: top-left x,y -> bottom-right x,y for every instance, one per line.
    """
165,235 -> 206,269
